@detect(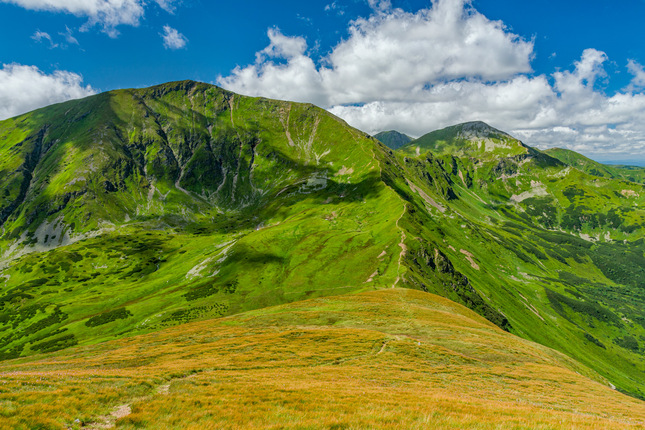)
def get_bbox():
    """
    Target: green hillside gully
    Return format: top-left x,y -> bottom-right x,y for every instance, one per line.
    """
0,82 -> 644,399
